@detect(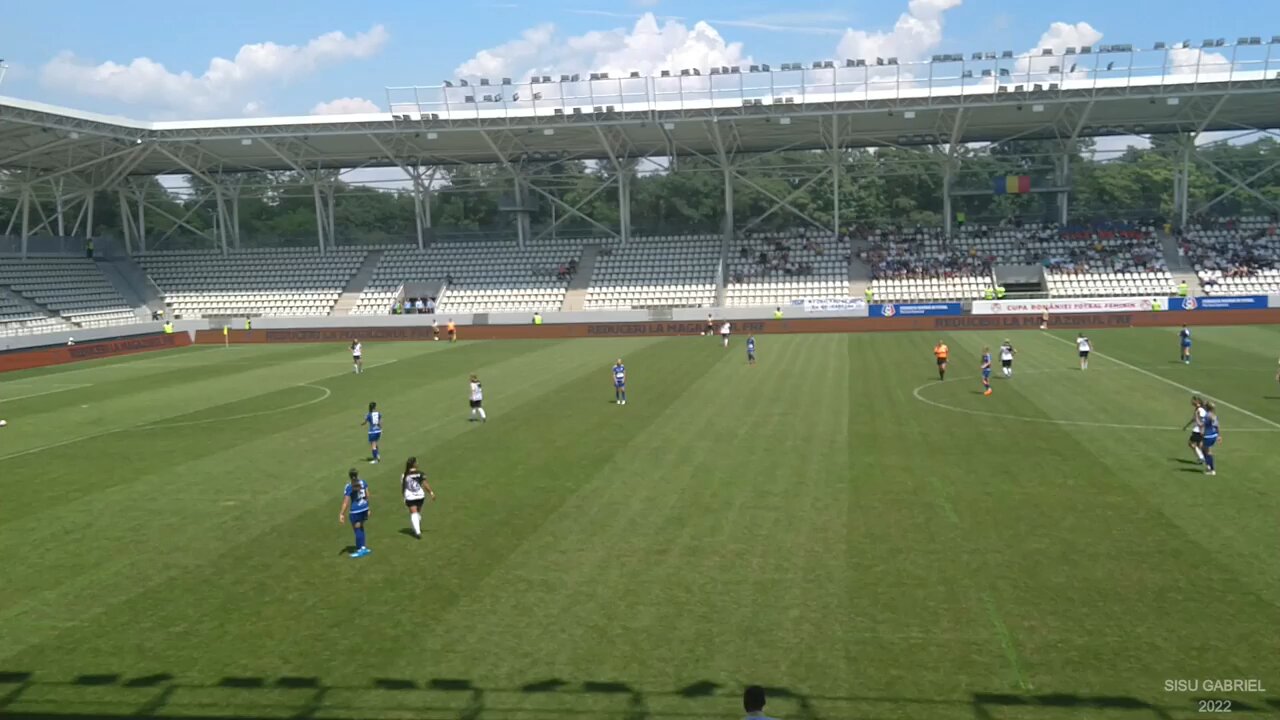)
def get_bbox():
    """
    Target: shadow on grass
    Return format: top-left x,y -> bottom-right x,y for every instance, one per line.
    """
2,670 -> 1275,720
